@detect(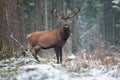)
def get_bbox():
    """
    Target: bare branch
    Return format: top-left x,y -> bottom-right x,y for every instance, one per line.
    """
10,32 -> 25,52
